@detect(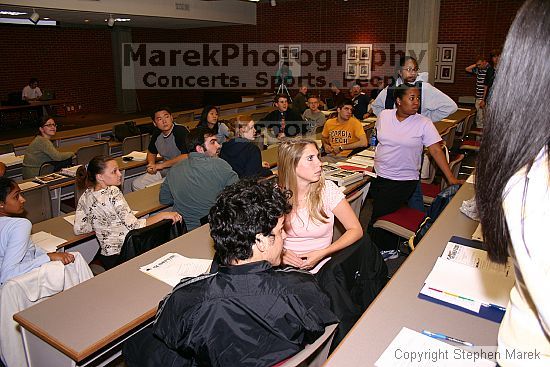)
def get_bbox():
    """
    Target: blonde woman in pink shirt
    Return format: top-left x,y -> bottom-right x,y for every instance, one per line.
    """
278,140 -> 363,273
